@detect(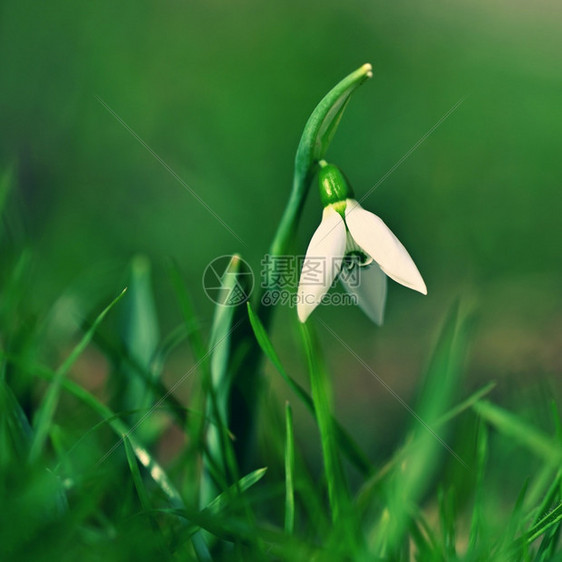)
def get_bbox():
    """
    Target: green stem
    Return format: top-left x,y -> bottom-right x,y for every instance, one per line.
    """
229,64 -> 373,468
